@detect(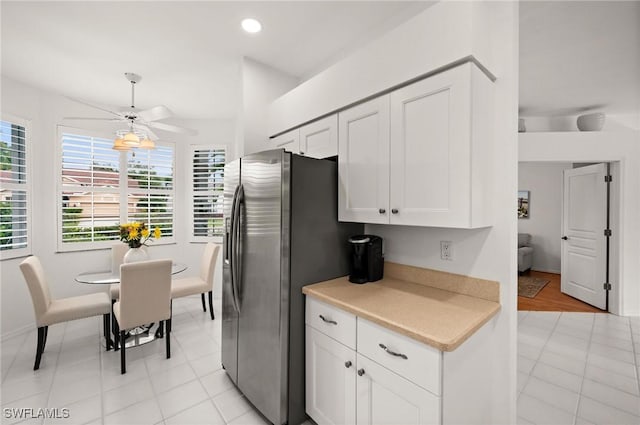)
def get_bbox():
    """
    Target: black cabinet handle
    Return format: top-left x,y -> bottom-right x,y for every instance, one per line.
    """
319,315 -> 337,325
379,343 -> 408,359
379,208 -> 386,214
345,361 -> 352,368
357,368 -> 365,376
391,209 -> 399,214
561,236 -> 568,240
